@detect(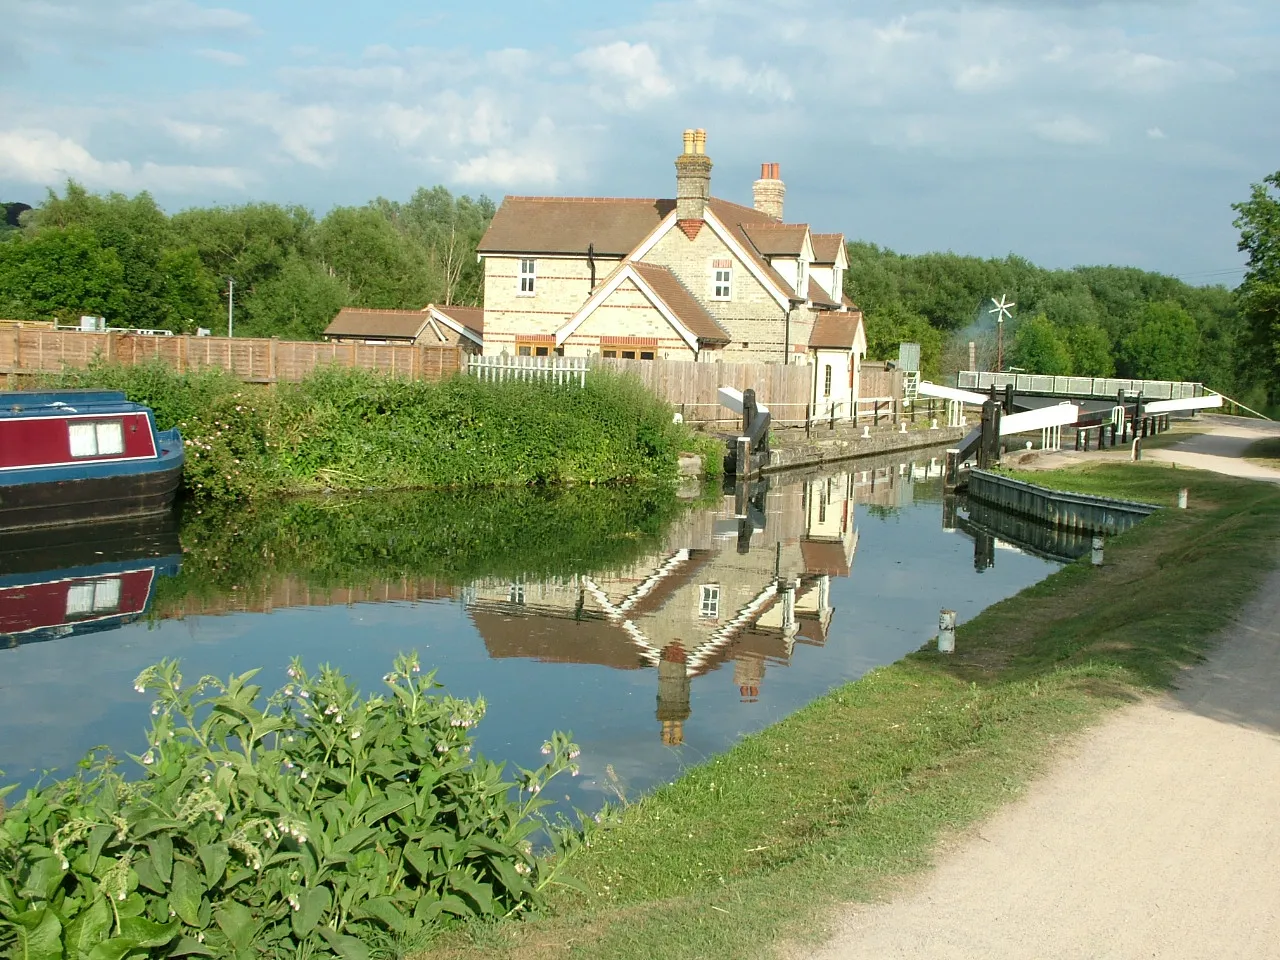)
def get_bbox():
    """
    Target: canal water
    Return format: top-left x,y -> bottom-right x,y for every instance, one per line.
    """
0,450 -> 1062,812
